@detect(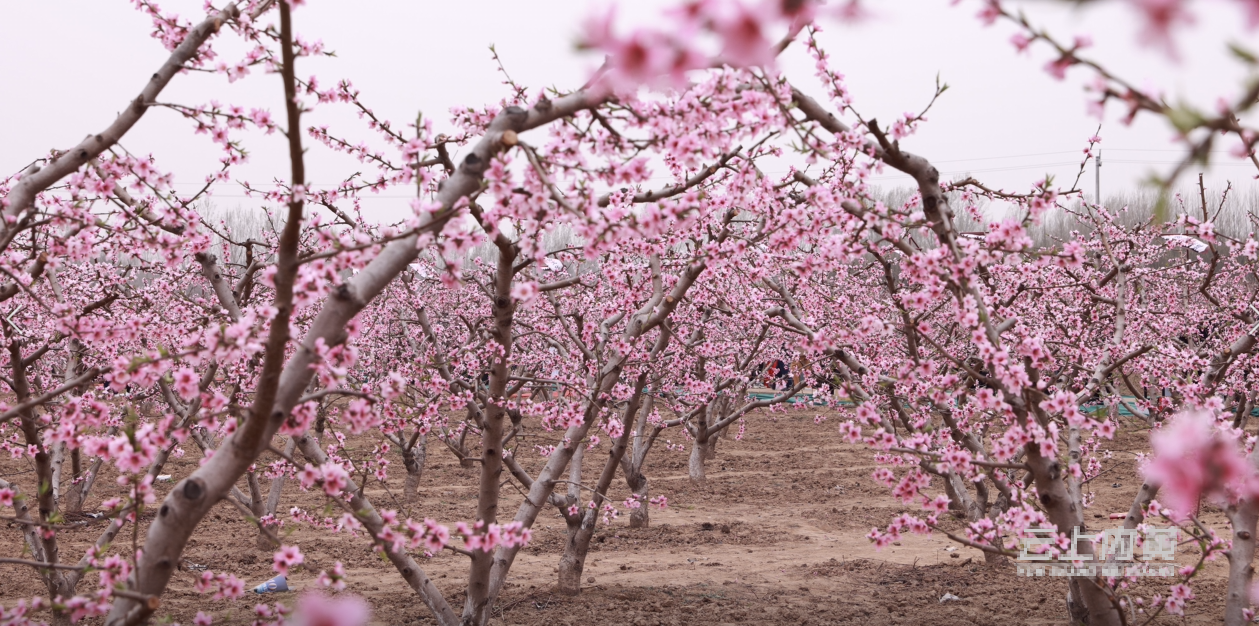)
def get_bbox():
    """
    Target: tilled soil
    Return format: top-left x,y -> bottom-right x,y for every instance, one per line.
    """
0,409 -> 1237,624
